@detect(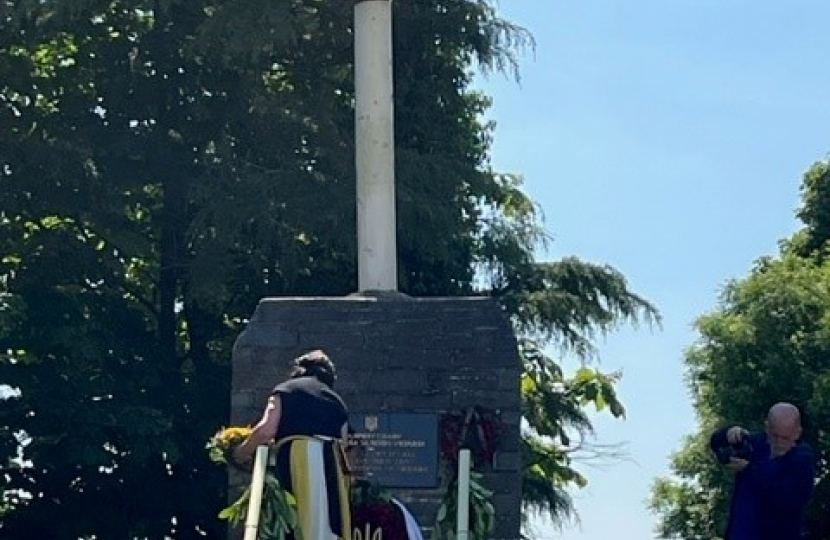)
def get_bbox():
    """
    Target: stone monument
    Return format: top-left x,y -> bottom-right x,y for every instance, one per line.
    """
231,296 -> 522,539
230,1 -> 523,538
